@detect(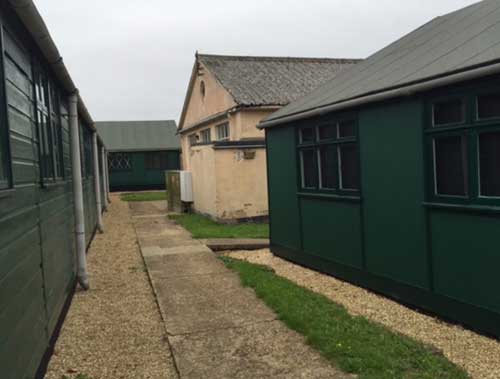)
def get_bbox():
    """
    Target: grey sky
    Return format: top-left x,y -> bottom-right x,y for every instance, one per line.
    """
35,0 -> 479,123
